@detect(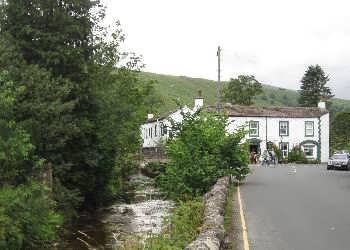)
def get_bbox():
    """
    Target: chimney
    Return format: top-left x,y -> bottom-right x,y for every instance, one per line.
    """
318,96 -> 326,109
147,114 -> 154,119
194,90 -> 204,111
